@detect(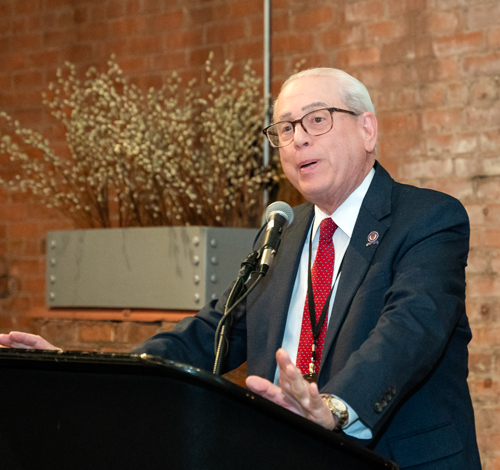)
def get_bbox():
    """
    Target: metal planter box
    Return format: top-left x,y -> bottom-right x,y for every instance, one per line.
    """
46,226 -> 259,310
